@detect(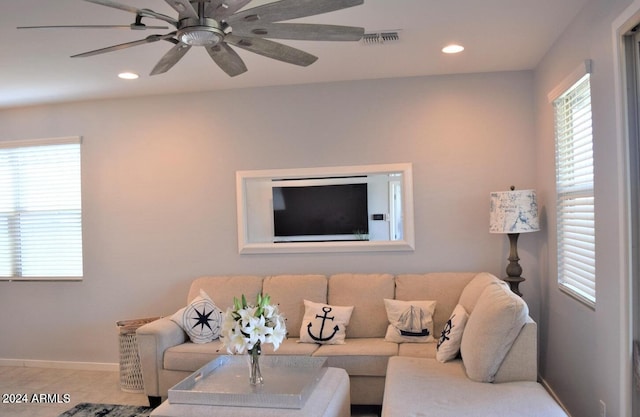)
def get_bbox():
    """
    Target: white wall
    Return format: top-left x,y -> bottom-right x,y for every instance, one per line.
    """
534,0 -> 634,416
0,72 -> 537,368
